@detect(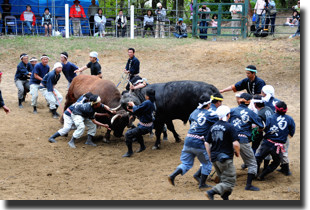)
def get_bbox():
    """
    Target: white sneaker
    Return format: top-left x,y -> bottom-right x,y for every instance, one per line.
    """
94,32 -> 99,37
